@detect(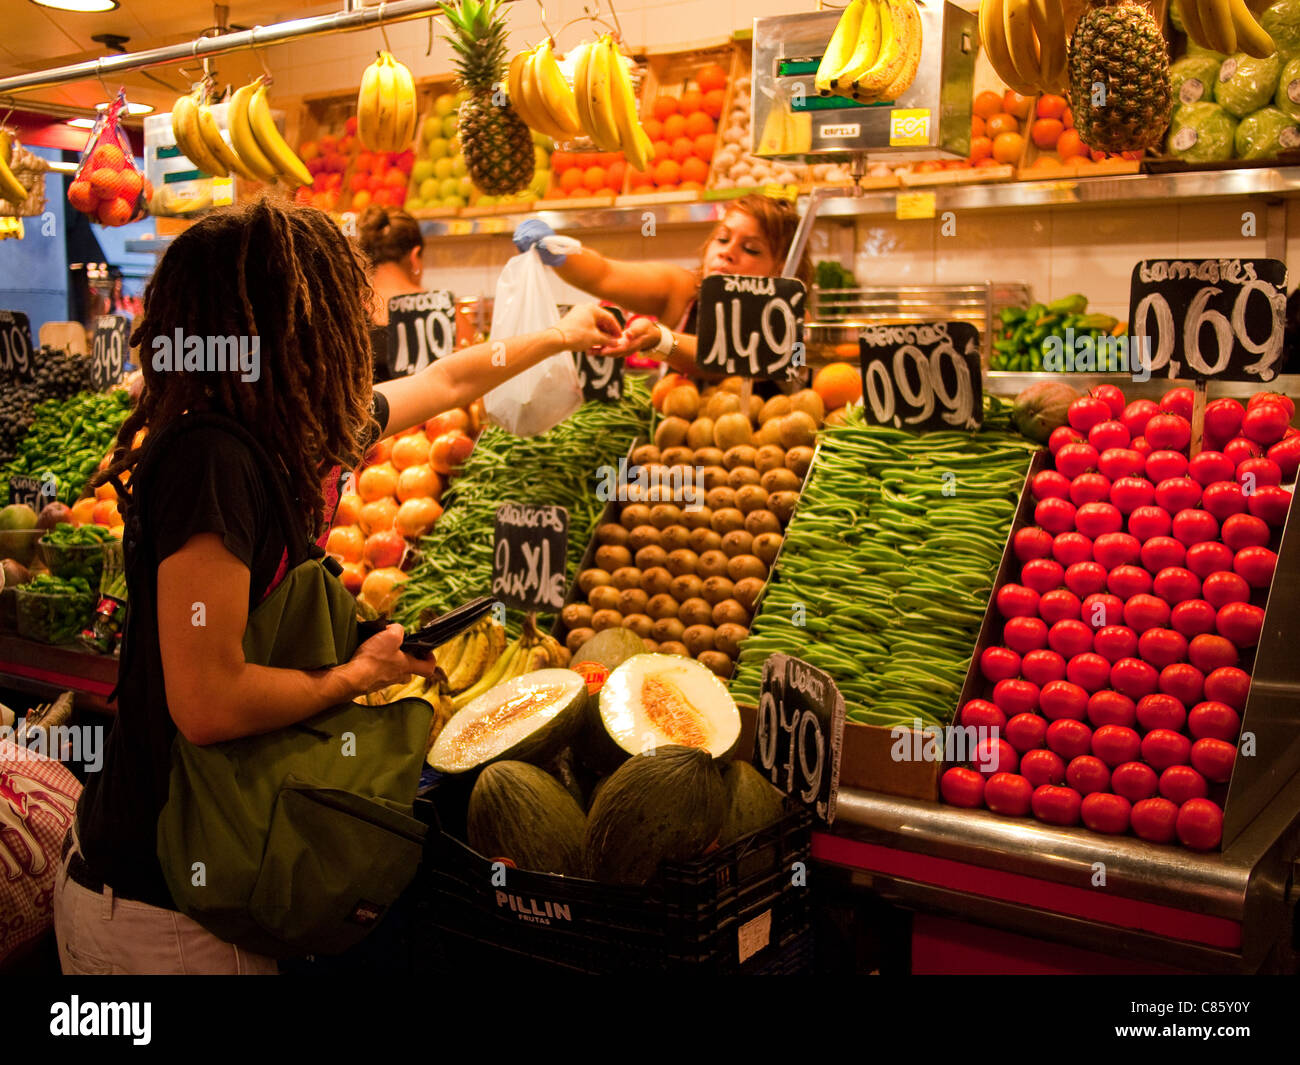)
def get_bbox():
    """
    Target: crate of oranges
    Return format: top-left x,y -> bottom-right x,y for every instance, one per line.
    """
538,150 -> 627,207
1016,91 -> 1144,178
898,87 -> 1029,185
